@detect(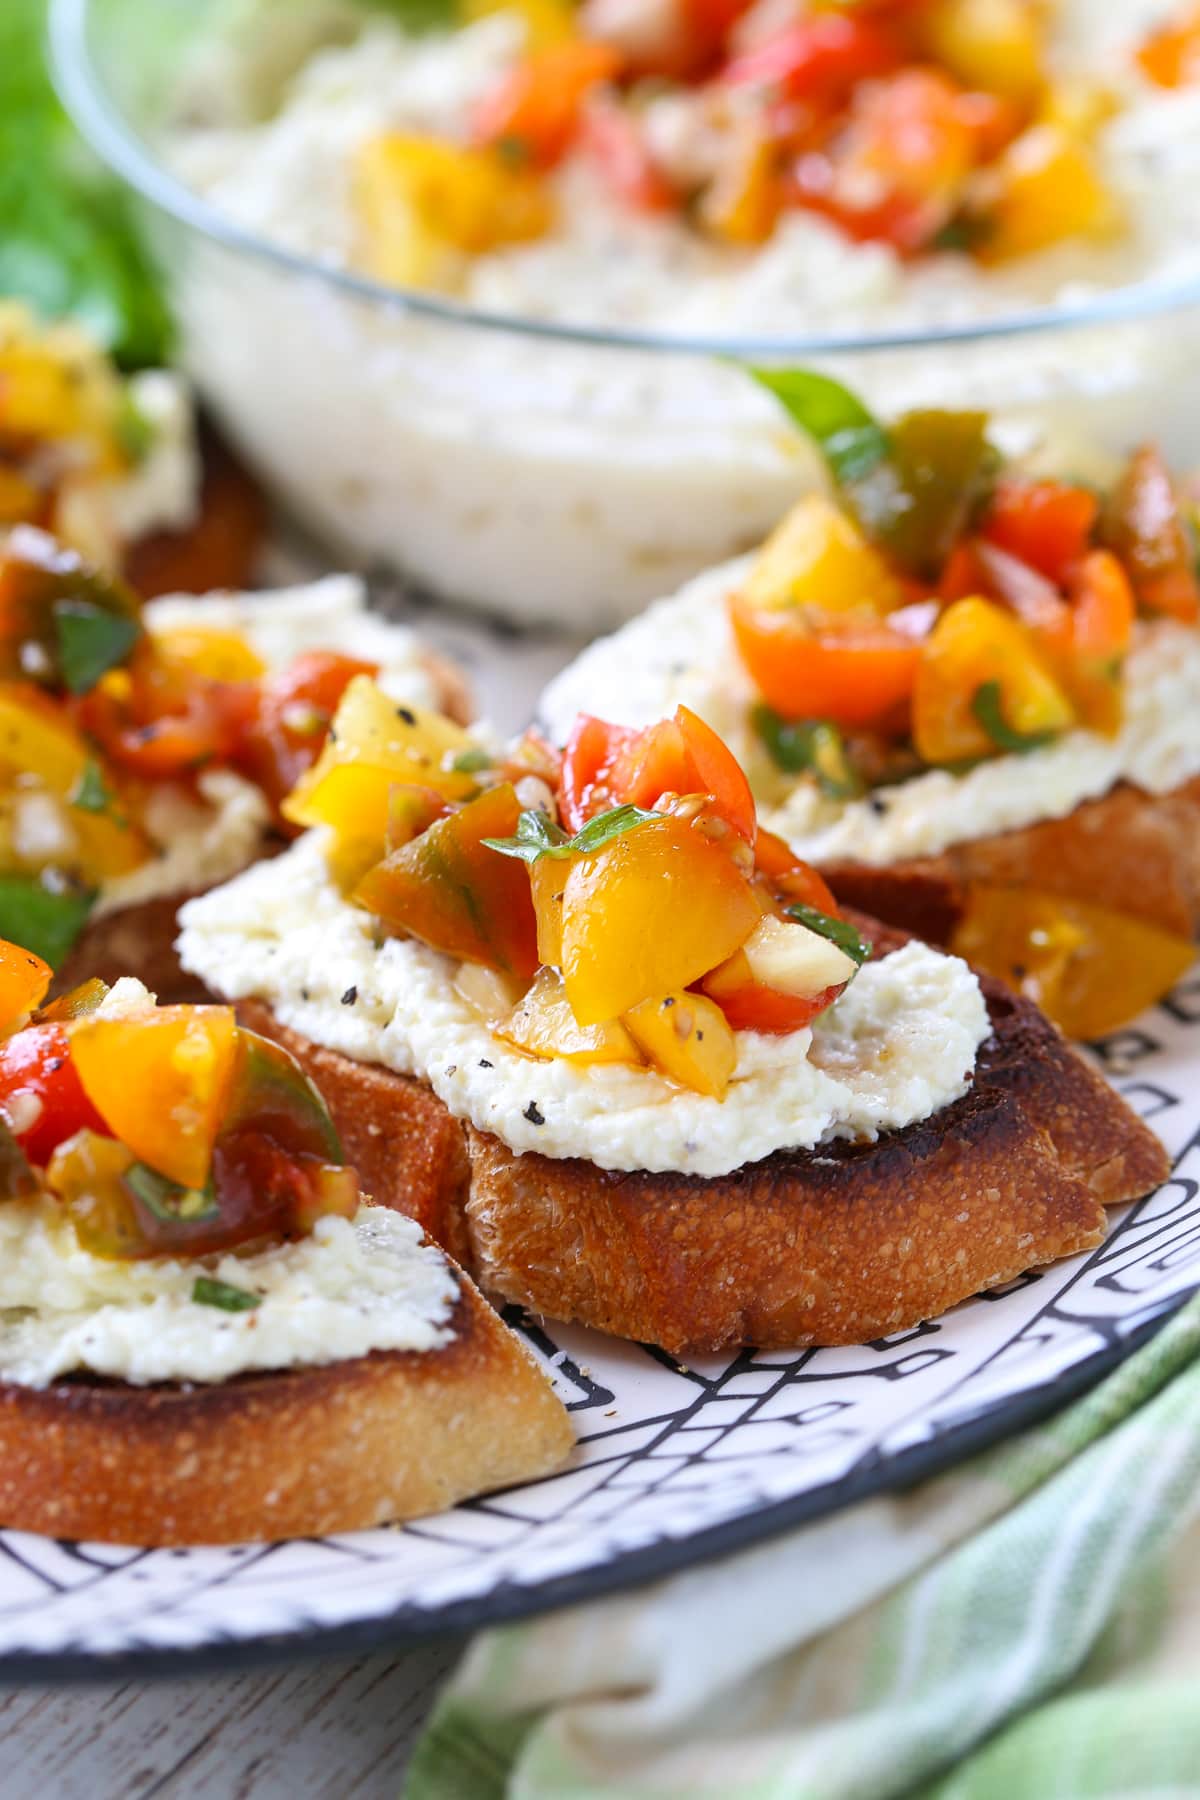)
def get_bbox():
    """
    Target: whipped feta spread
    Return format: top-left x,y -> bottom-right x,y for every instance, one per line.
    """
91,576 -> 443,913
539,557 -> 1200,866
177,832 -> 991,1178
0,1201 -> 458,1388
158,3 -> 1200,625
